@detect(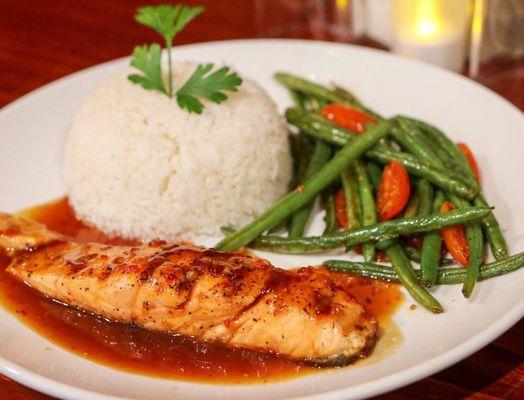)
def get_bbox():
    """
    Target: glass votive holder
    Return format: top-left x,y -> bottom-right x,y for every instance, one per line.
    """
391,0 -> 471,72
